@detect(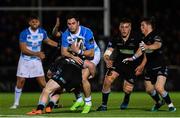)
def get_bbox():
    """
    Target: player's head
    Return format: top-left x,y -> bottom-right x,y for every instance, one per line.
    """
119,18 -> 132,38
140,16 -> 156,36
28,15 -> 40,30
66,13 -> 80,34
